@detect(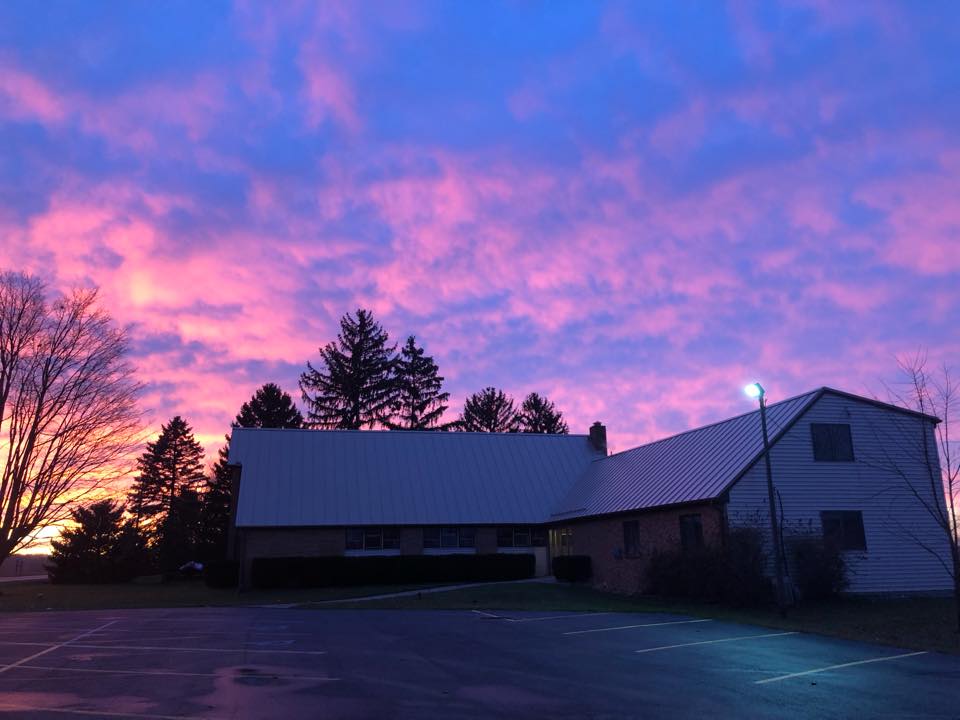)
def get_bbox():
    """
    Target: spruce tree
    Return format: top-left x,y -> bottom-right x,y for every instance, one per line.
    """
299,309 -> 398,429
127,416 -> 206,543
47,500 -> 144,583
385,336 -> 450,430
518,392 -> 569,434
200,383 -> 304,560
457,387 -> 520,432
235,382 -> 304,429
